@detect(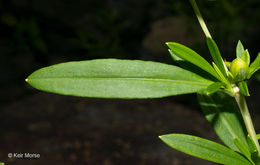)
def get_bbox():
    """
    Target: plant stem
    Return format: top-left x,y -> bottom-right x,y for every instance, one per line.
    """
234,91 -> 260,152
190,0 -> 212,38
